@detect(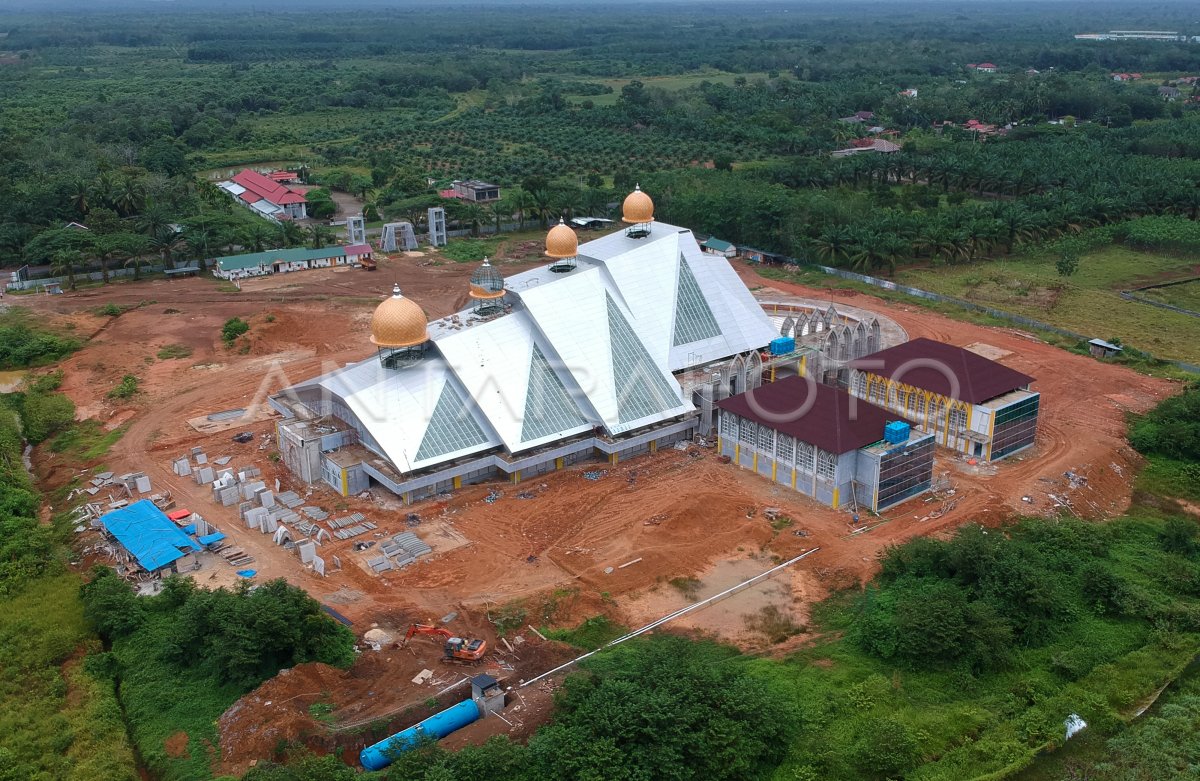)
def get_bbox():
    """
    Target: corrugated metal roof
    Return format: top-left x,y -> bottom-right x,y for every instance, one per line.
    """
849,338 -> 1034,404
716,377 -> 898,454
216,246 -> 346,271
101,499 -> 200,572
